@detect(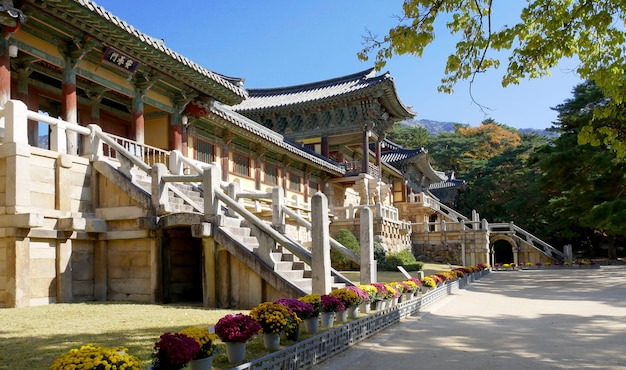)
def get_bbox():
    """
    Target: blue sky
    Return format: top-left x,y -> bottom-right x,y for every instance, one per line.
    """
96,0 -> 582,130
